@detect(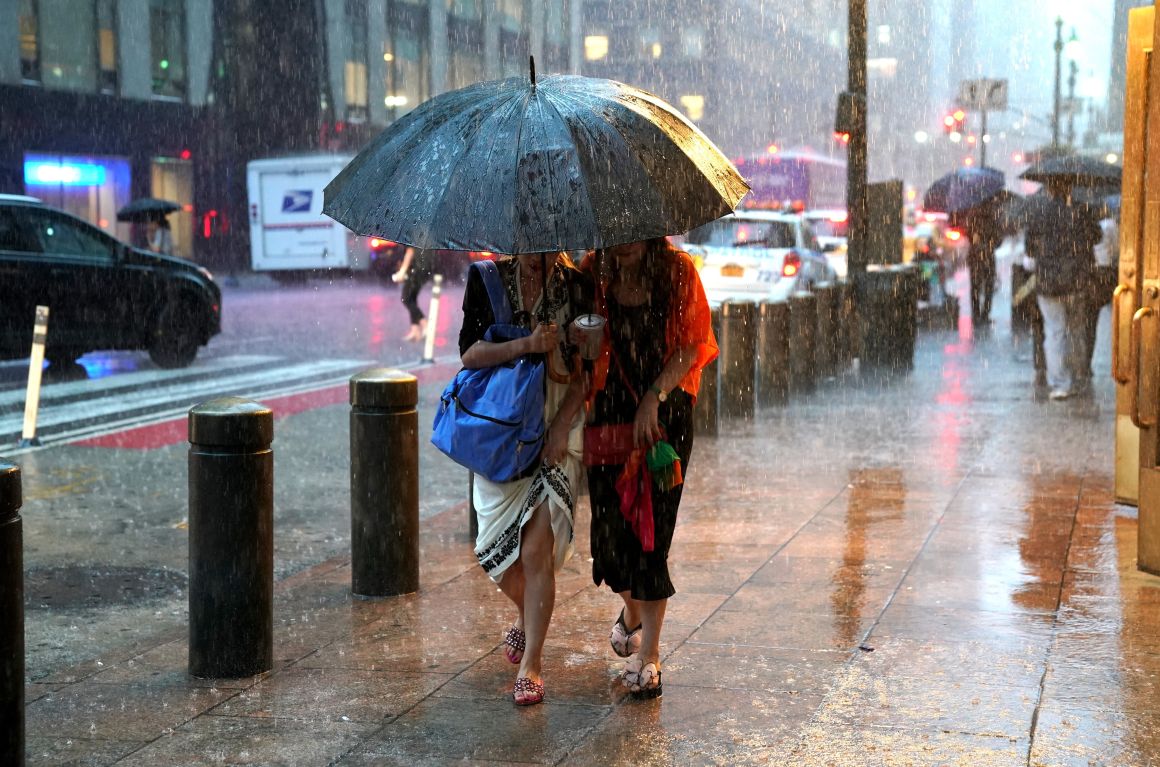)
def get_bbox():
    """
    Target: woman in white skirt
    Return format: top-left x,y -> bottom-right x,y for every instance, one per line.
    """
458,252 -> 591,705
